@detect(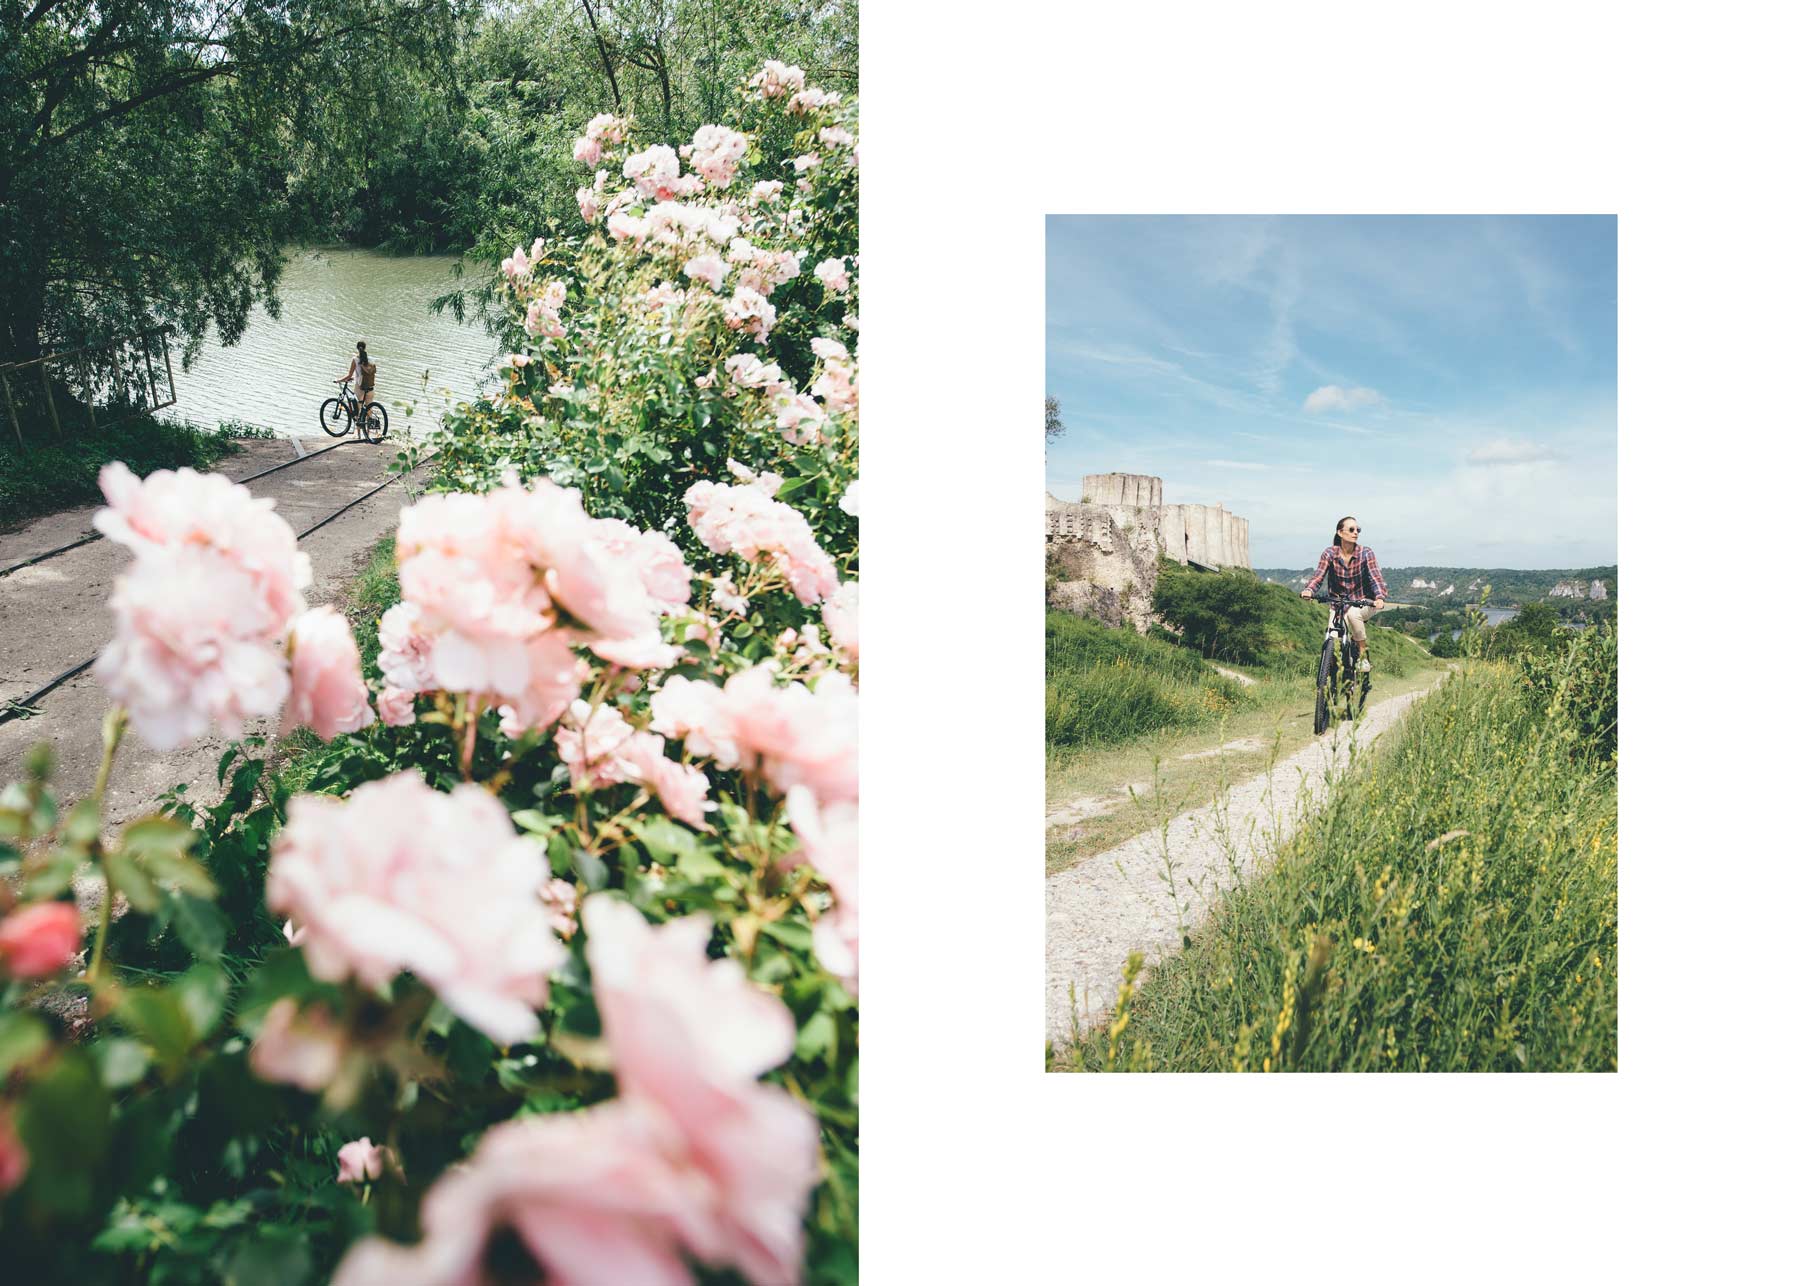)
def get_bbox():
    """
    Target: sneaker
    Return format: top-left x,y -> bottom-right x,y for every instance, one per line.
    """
1357,656 -> 1372,674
